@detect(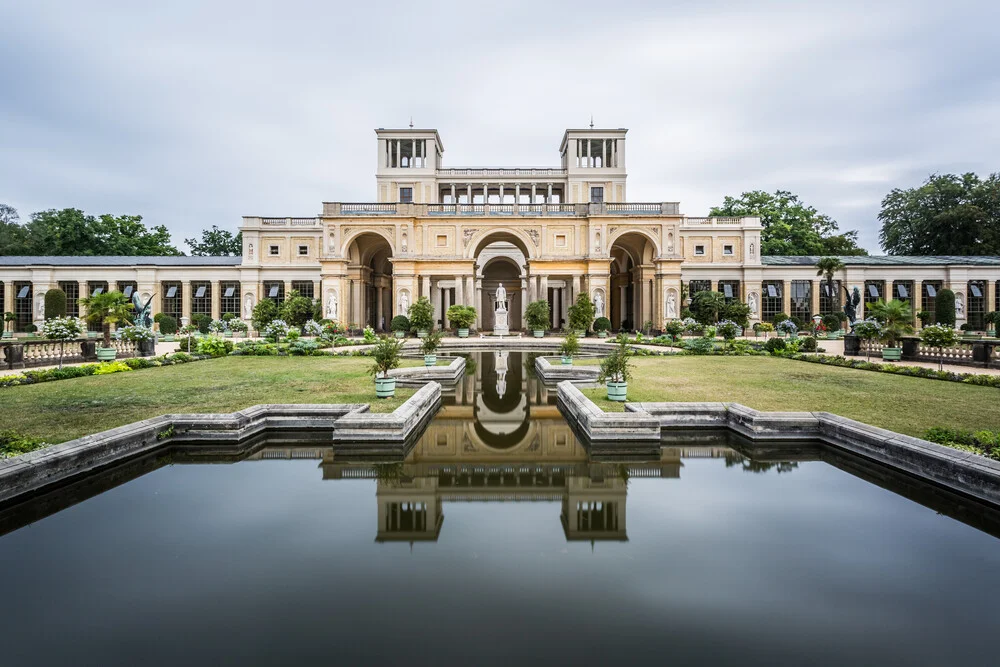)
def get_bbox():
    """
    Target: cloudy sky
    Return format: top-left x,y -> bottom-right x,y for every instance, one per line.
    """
2,0 -> 998,253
